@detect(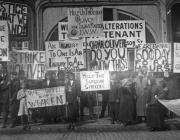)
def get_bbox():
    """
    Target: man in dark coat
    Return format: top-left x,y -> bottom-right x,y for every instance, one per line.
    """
56,70 -> 66,122
146,78 -> 168,131
99,90 -> 109,118
109,73 -> 119,124
66,71 -> 79,130
9,72 -> 21,128
1,73 -> 10,128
